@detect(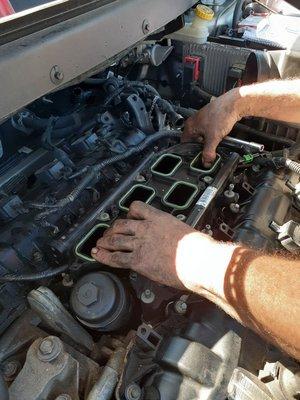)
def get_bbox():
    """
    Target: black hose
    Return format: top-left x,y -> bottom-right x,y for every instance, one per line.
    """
156,99 -> 184,128
94,130 -> 181,172
190,85 -> 213,102
126,81 -> 160,97
234,123 -> 295,146
15,108 -> 98,139
232,0 -> 244,30
0,264 -> 69,282
0,373 -> 8,400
